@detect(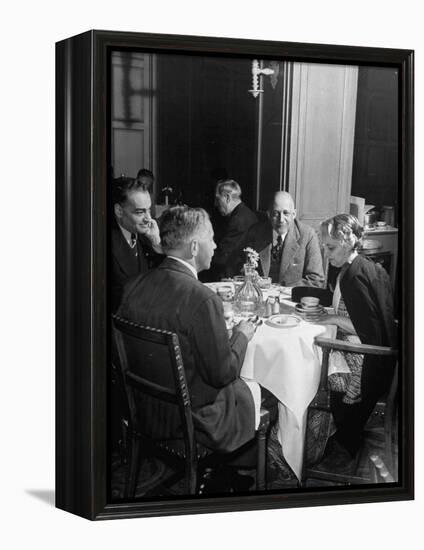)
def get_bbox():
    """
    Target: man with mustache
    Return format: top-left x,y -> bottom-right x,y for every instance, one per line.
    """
248,191 -> 324,287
